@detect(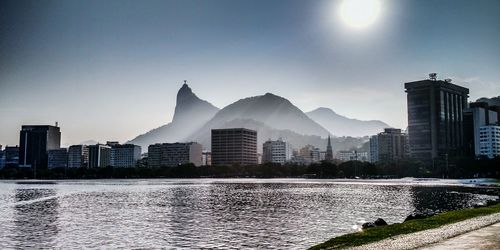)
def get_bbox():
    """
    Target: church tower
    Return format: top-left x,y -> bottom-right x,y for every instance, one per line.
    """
325,135 -> 333,161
